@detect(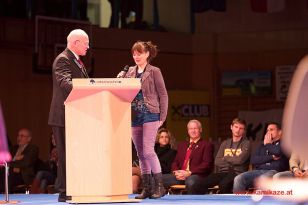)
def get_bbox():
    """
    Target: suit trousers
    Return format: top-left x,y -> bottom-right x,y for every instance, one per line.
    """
52,126 -> 66,192
162,174 -> 203,194
0,168 -> 24,192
